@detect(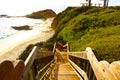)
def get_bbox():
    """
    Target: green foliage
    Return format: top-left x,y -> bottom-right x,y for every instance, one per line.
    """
43,39 -> 54,51
109,6 -> 120,10
49,6 -> 120,62
91,36 -> 120,63
17,44 -> 34,61
69,25 -> 120,62
17,42 -> 45,61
